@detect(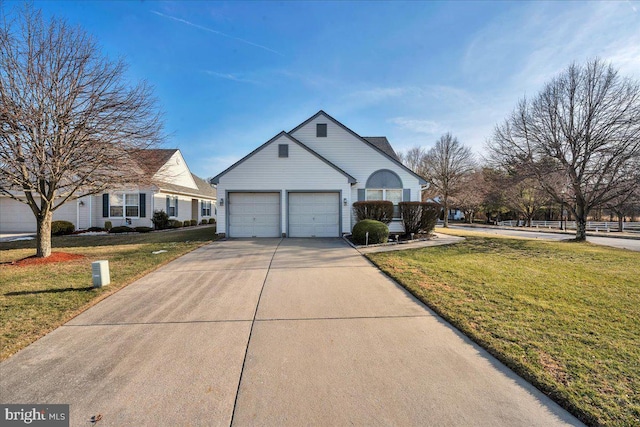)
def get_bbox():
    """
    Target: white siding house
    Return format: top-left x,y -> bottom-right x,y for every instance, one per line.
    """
0,149 -> 217,233
211,111 -> 427,238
